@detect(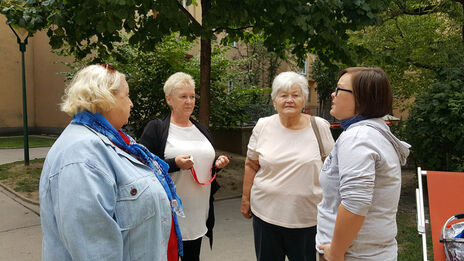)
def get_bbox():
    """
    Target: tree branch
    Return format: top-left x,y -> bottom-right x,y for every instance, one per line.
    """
403,4 -> 437,15
213,26 -> 254,33
406,58 -> 438,71
395,18 -> 405,40
174,0 -> 202,28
